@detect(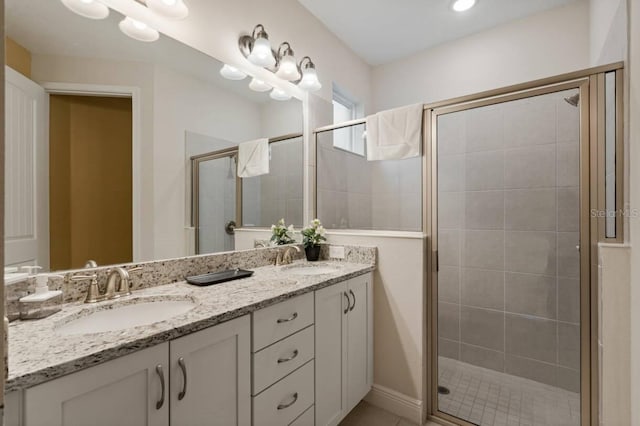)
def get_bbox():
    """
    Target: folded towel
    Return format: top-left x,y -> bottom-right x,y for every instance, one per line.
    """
237,138 -> 269,178
365,103 -> 423,161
